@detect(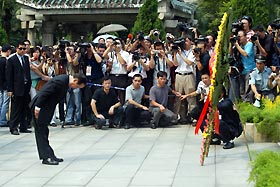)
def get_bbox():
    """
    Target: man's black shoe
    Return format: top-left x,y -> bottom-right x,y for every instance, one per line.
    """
95,125 -> 102,129
11,129 -> 19,135
50,123 -> 57,127
19,129 -> 32,133
178,119 -> 188,124
53,157 -> 64,162
124,124 -> 130,129
64,122 -> 75,126
223,142 -> 234,149
151,123 -> 157,129
42,158 -> 59,165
